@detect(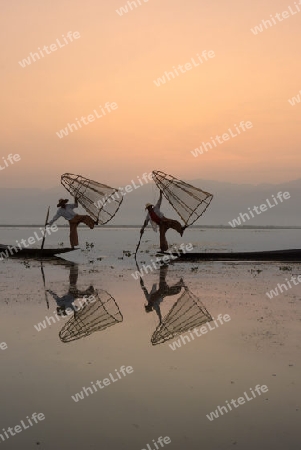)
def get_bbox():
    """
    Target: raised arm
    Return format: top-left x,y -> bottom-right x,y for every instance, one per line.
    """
48,209 -> 62,226
68,197 -> 78,209
140,213 -> 150,234
155,190 -> 163,209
